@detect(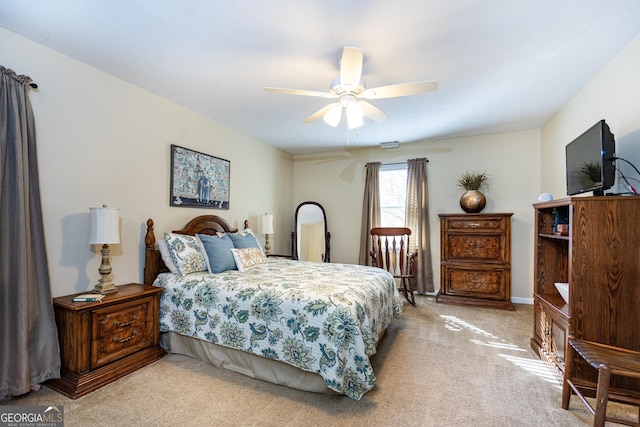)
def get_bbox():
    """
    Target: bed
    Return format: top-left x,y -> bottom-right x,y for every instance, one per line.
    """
144,215 -> 402,400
